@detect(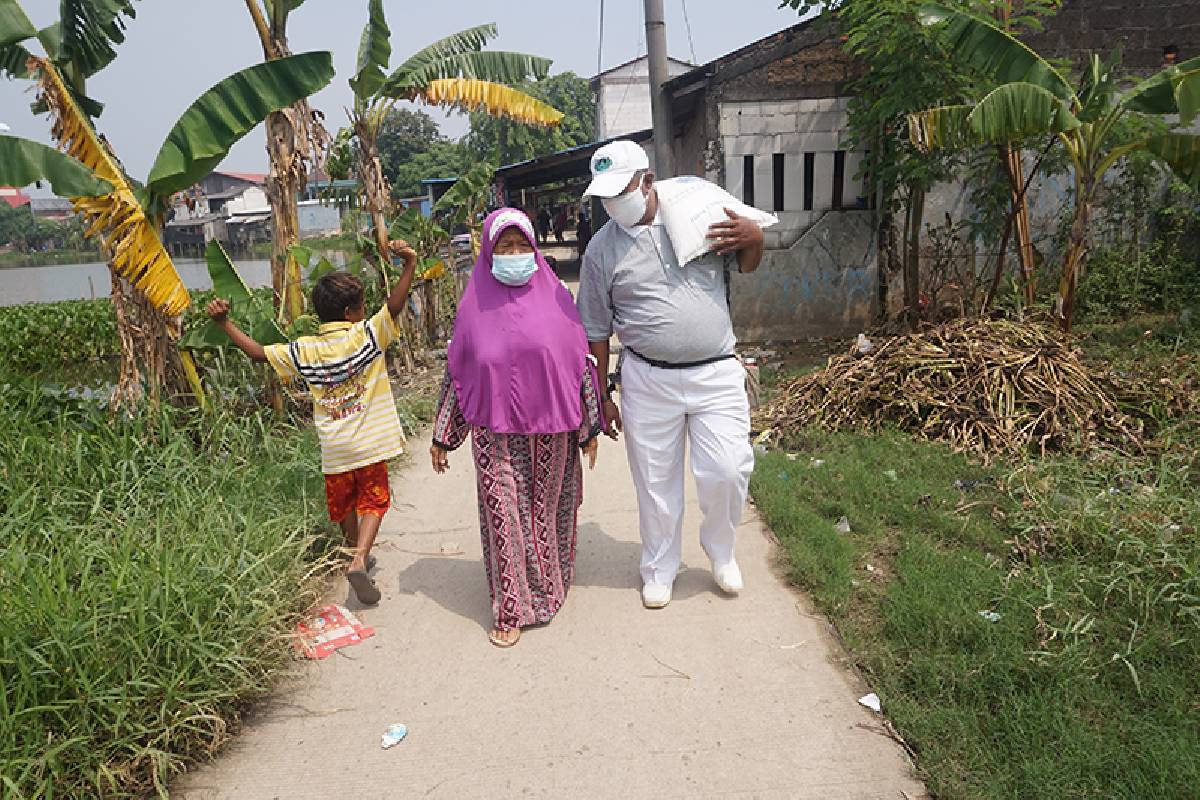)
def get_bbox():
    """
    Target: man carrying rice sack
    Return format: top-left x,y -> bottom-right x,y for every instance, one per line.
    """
576,139 -> 774,609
